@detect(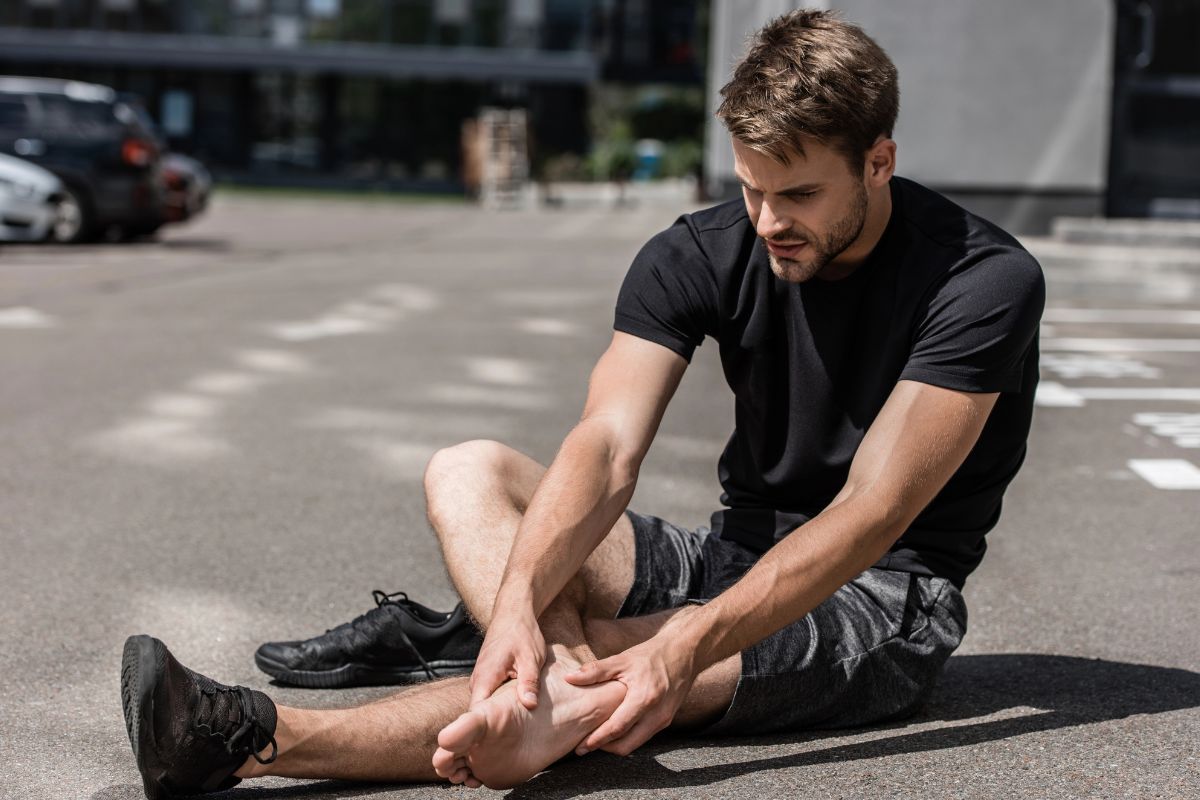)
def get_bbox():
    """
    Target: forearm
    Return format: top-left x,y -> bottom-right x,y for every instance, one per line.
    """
670,491 -> 904,671
495,417 -> 638,615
